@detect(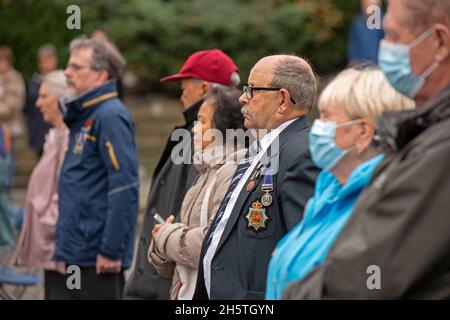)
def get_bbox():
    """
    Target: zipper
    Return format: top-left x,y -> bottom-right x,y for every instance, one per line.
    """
106,141 -> 120,171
